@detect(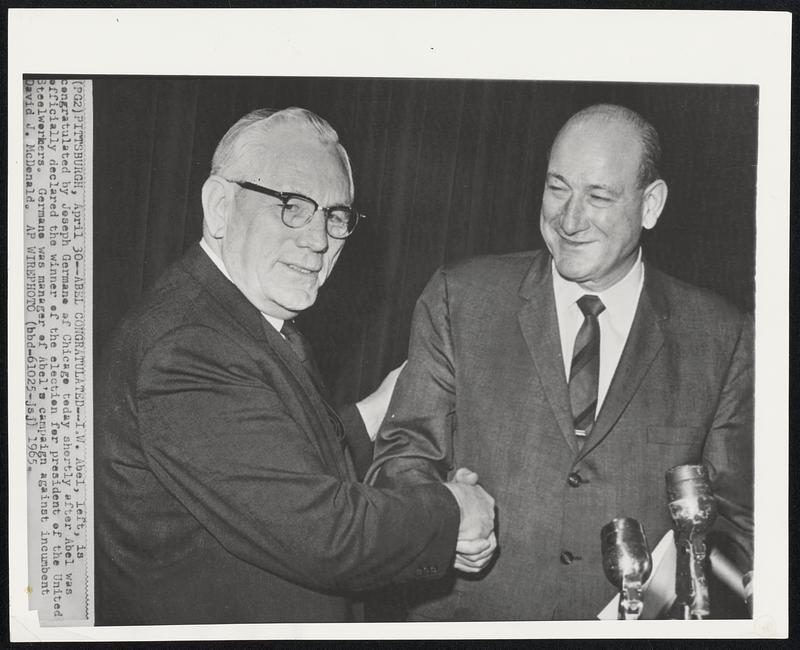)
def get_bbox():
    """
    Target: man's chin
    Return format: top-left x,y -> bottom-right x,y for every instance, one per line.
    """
553,258 -> 591,284
273,289 -> 319,316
